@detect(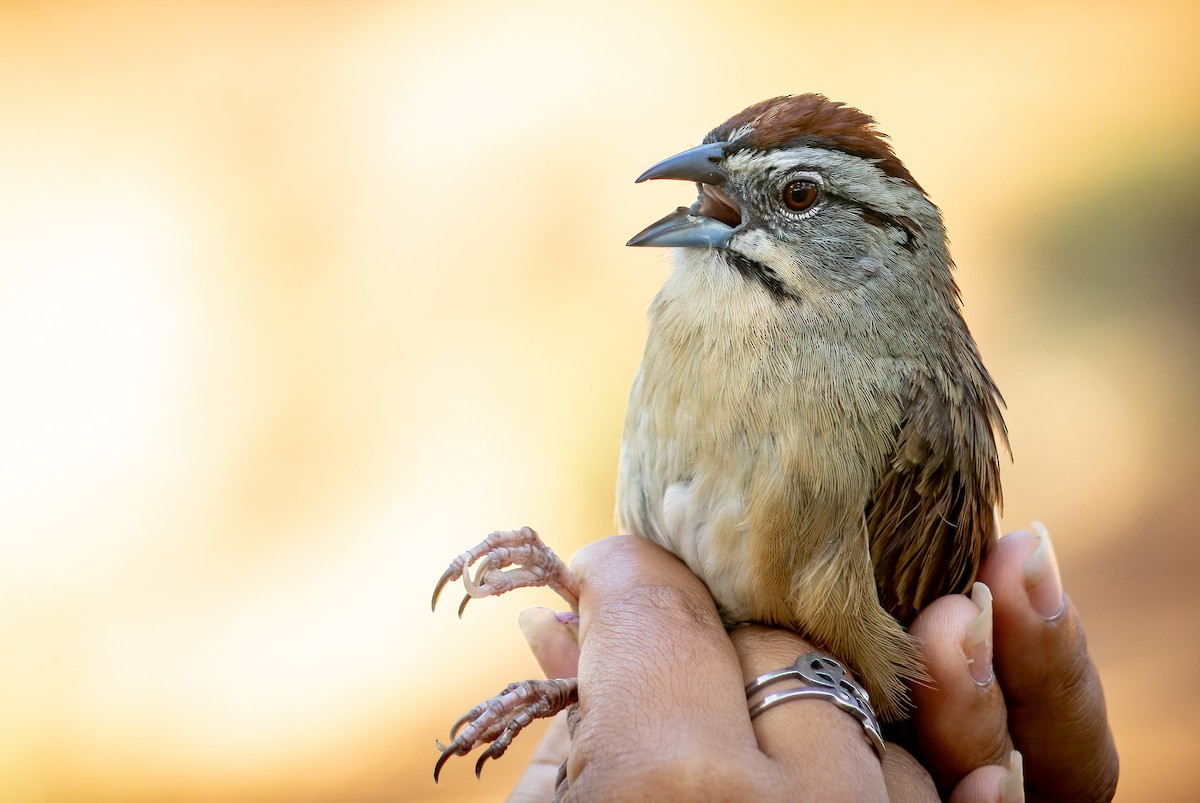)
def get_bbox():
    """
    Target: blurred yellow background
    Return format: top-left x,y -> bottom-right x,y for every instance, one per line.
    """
1,1 -> 1197,800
